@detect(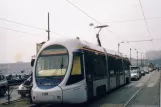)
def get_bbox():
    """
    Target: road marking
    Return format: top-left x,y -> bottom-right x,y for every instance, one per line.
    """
147,83 -> 154,87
